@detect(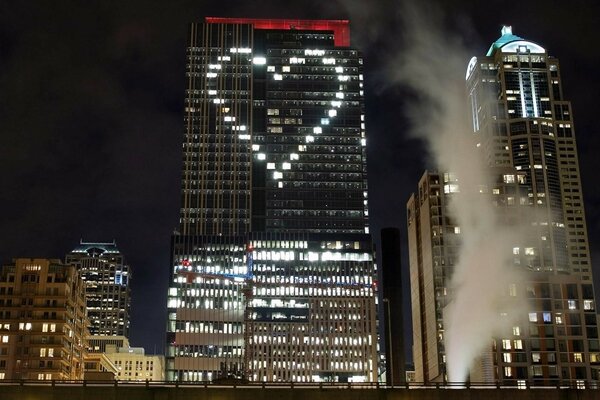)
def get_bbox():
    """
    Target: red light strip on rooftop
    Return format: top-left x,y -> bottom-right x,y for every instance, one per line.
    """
205,17 -> 350,47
